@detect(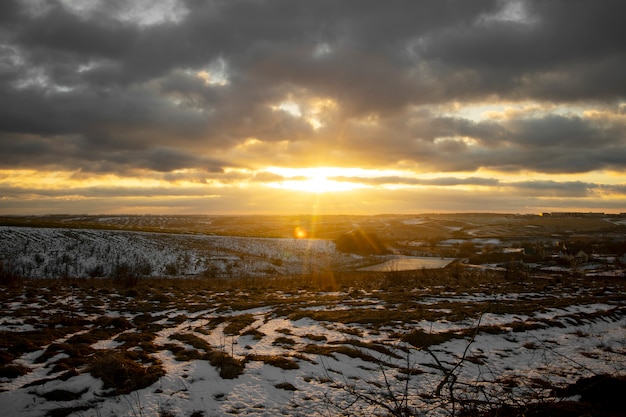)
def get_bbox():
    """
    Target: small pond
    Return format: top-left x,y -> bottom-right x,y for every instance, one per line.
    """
358,256 -> 456,272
